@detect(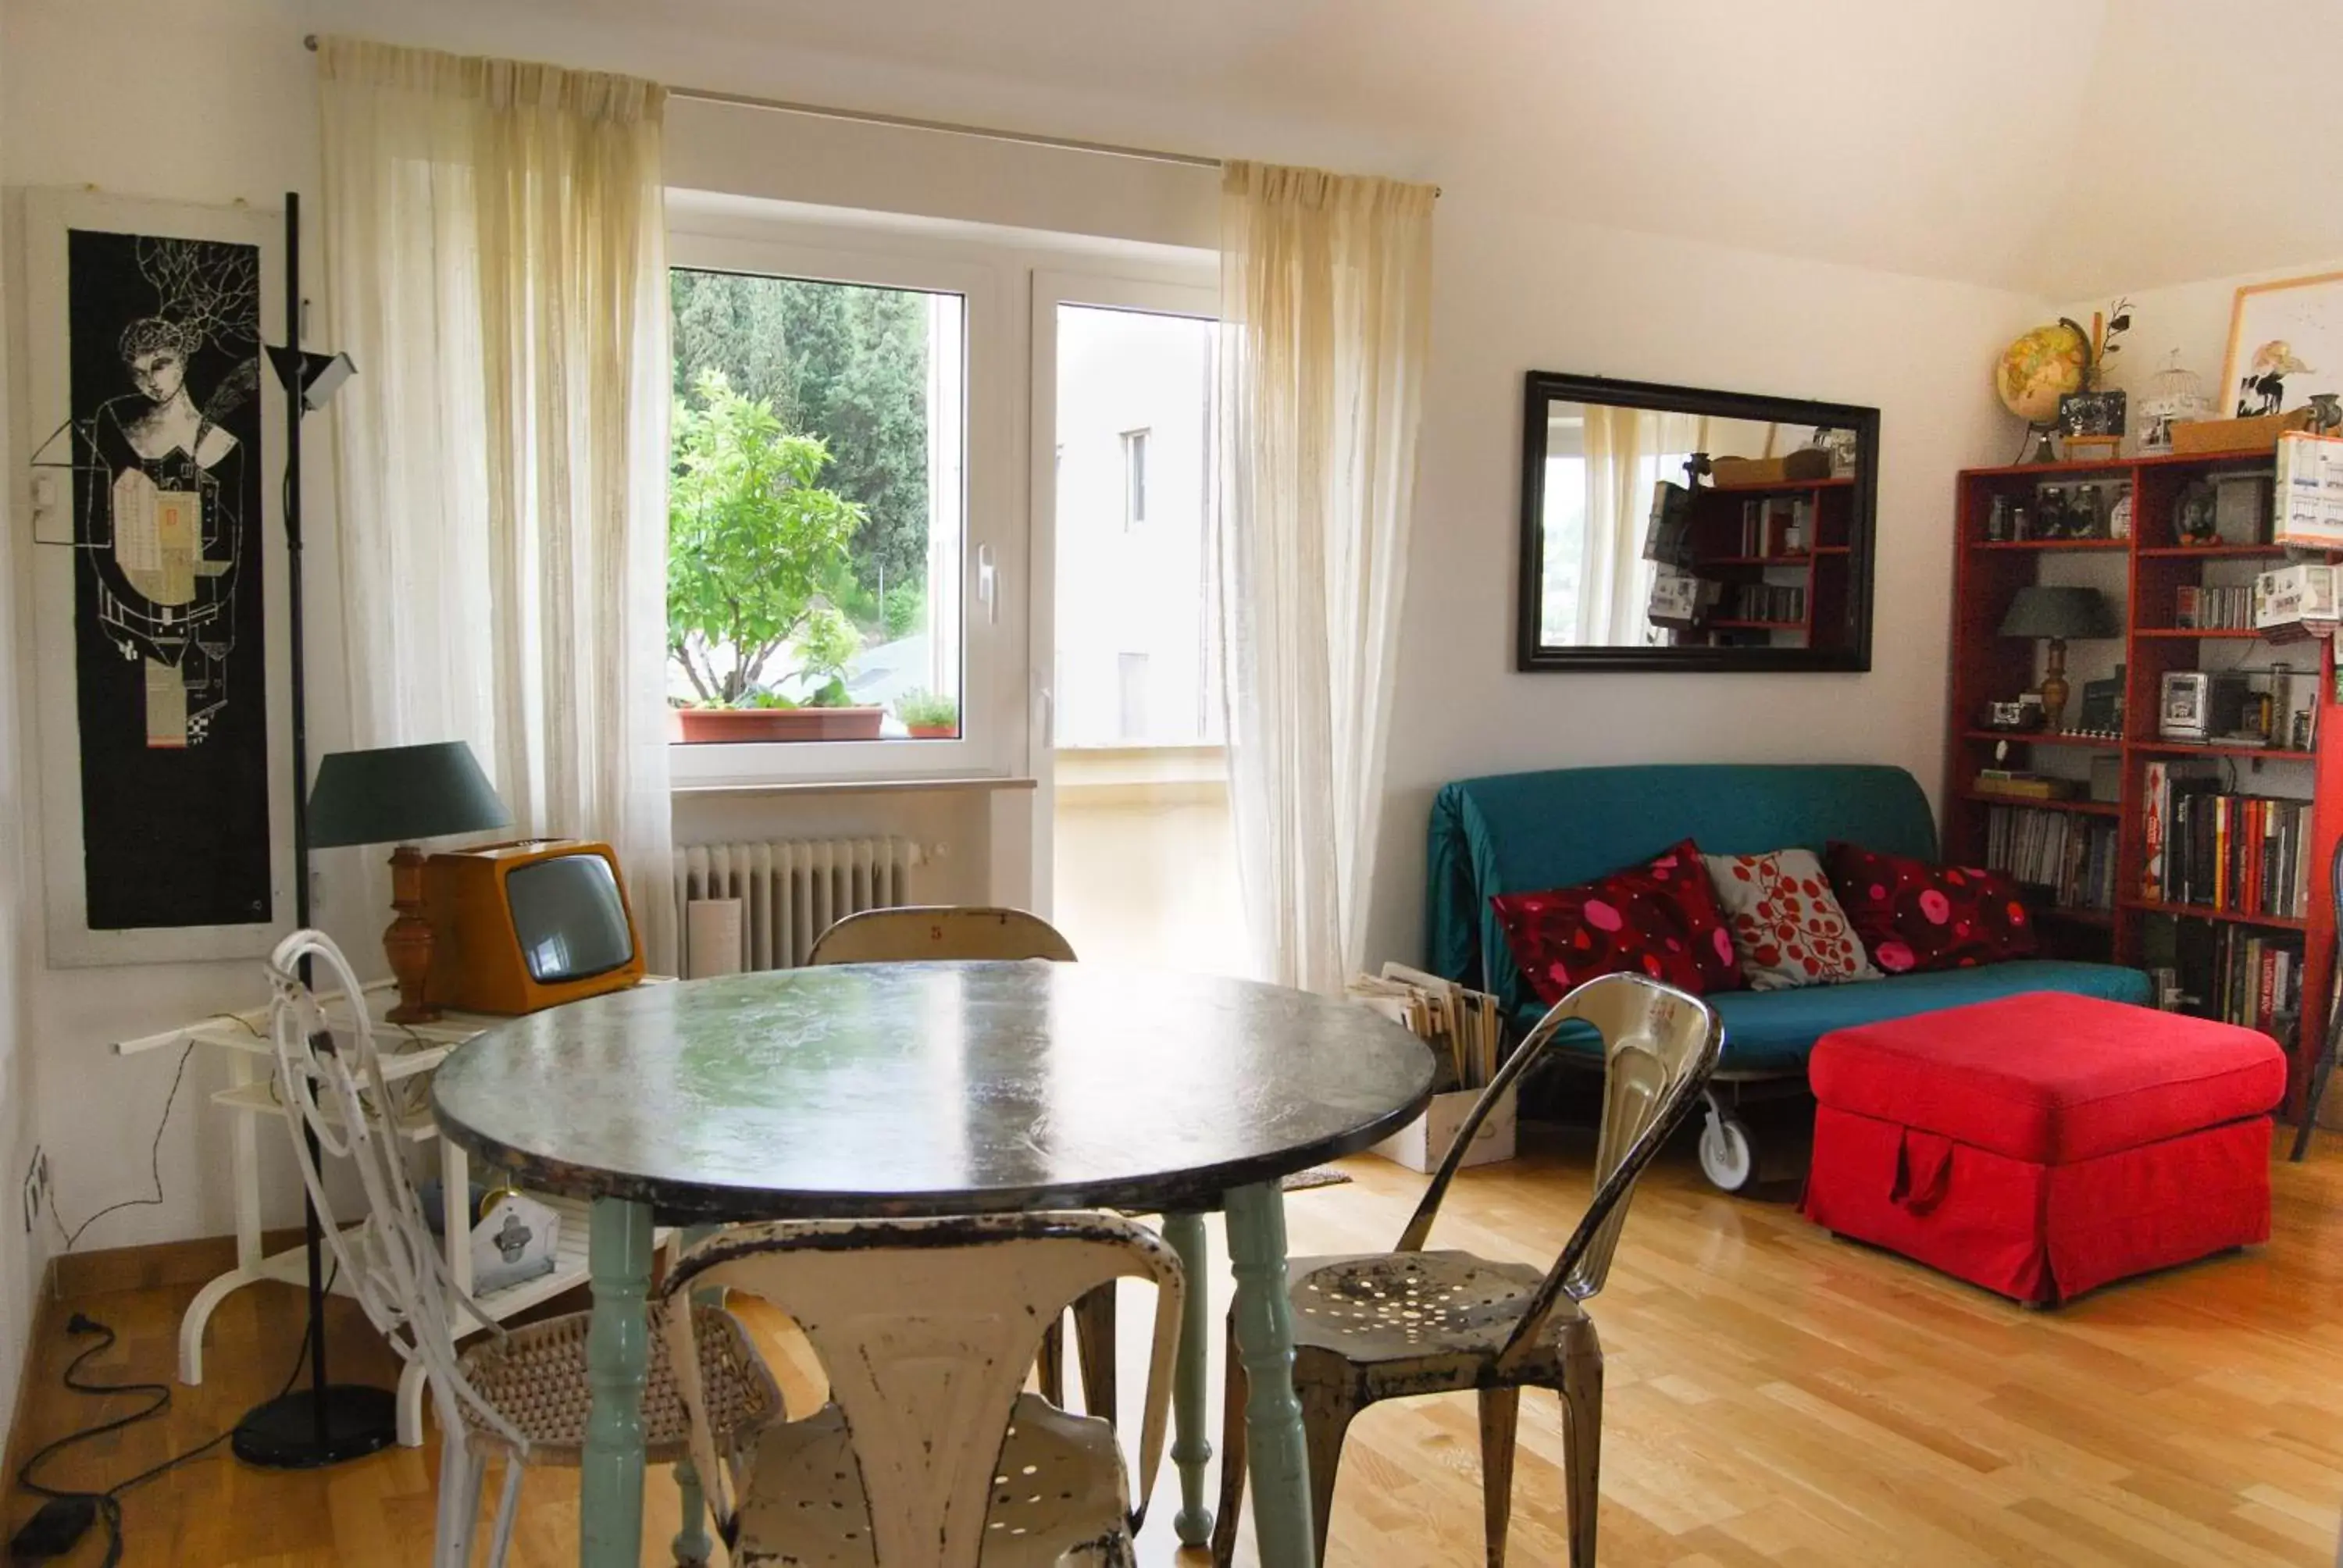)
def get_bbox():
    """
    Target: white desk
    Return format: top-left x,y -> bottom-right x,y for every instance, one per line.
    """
118,979 -> 664,1447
